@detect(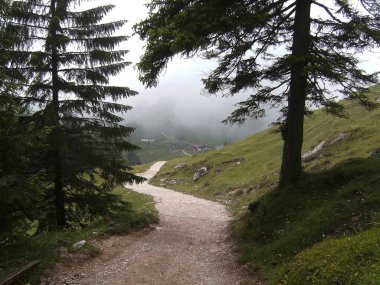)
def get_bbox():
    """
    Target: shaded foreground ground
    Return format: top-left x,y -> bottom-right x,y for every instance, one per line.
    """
42,161 -> 254,285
